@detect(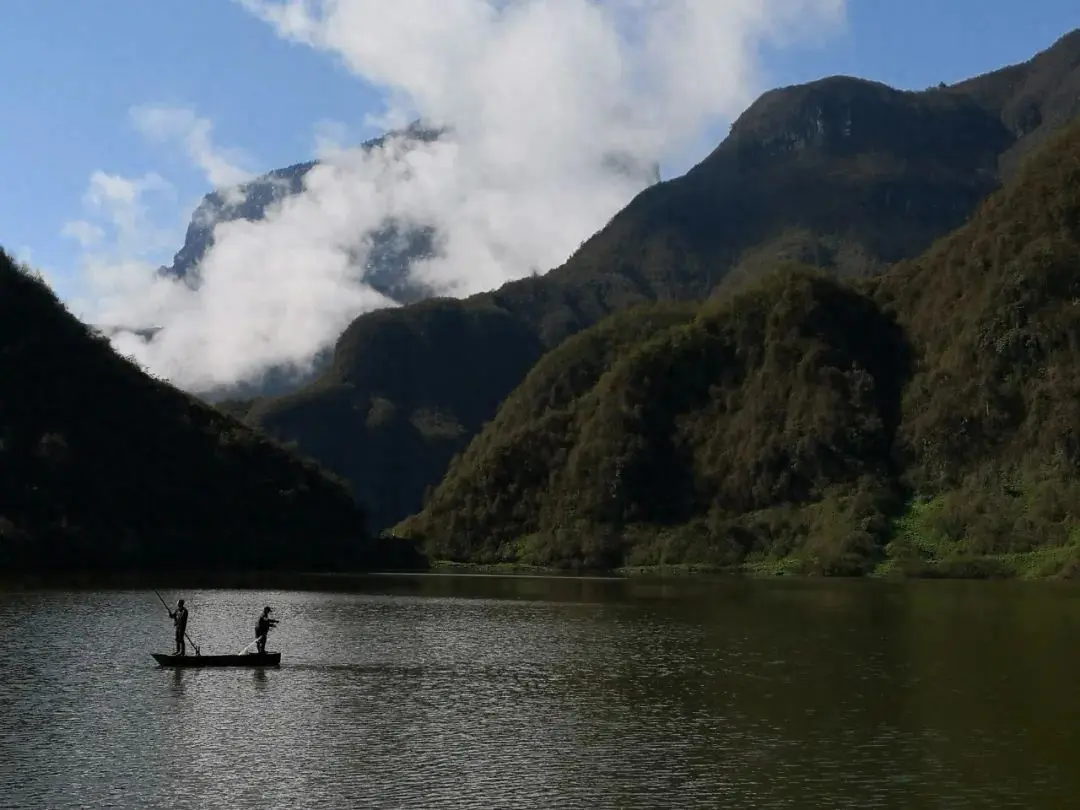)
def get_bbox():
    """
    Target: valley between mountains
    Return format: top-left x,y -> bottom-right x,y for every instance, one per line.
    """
5,29 -> 1080,578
